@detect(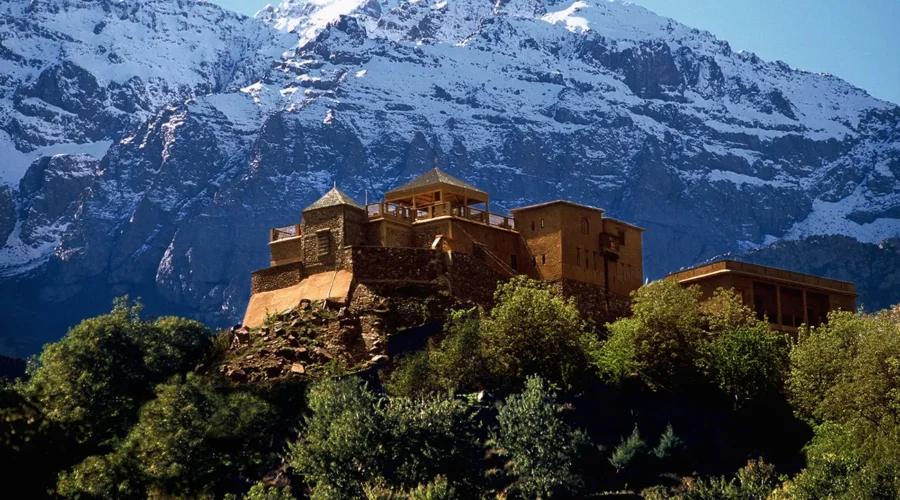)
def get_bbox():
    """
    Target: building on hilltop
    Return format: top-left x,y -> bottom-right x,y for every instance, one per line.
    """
244,168 -> 644,327
667,260 -> 858,333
